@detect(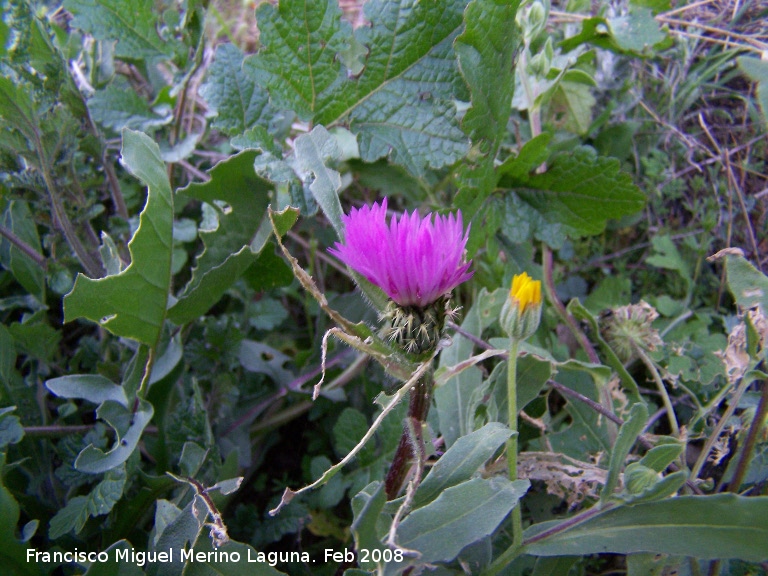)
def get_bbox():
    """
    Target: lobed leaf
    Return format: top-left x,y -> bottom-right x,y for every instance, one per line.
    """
64,129 -> 173,347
